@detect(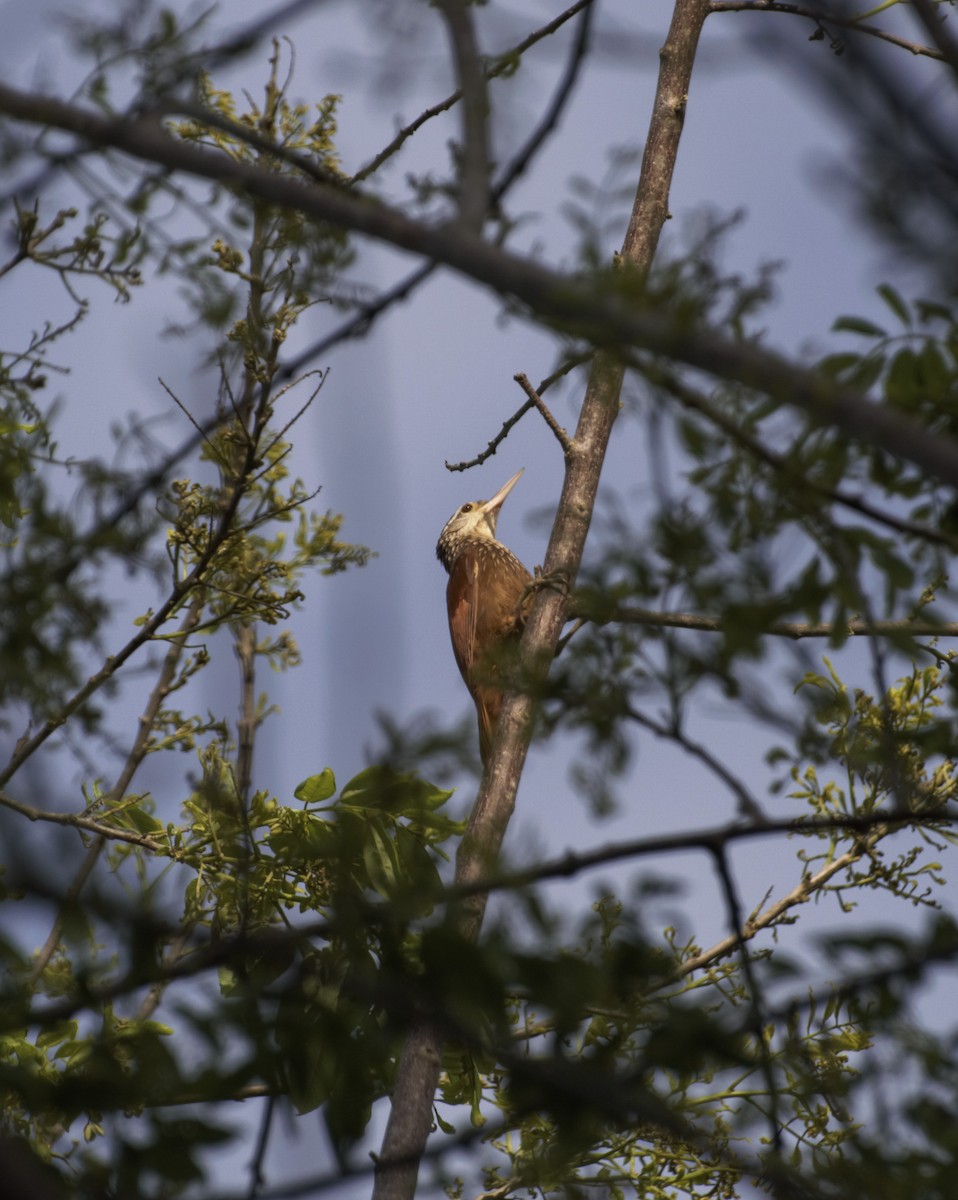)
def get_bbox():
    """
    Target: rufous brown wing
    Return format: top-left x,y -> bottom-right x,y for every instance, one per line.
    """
436,470 -> 532,765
